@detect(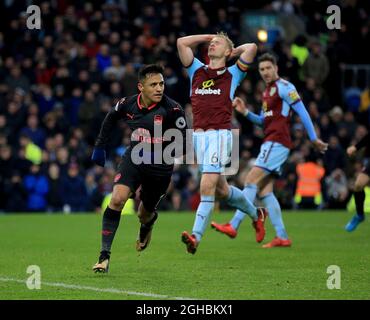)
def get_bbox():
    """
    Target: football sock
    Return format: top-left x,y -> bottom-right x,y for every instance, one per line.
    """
260,192 -> 288,240
226,186 -> 258,219
101,207 -> 121,253
354,190 -> 365,218
230,184 -> 258,230
192,195 -> 215,242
